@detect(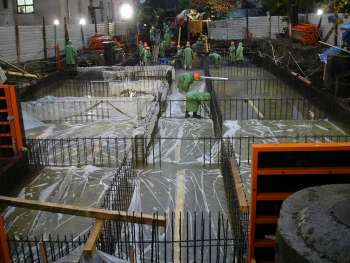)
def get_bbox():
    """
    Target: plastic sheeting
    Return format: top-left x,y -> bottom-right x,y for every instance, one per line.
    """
54,245 -> 129,263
